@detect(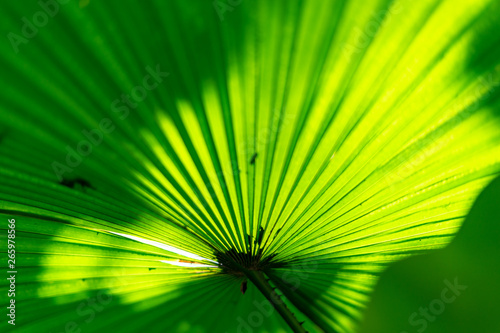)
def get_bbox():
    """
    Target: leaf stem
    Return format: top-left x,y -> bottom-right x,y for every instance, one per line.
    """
244,270 -> 307,333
